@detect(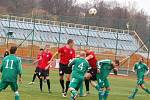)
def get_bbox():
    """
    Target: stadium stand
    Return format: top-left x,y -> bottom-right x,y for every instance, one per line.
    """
0,18 -> 142,51
0,15 -> 149,76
